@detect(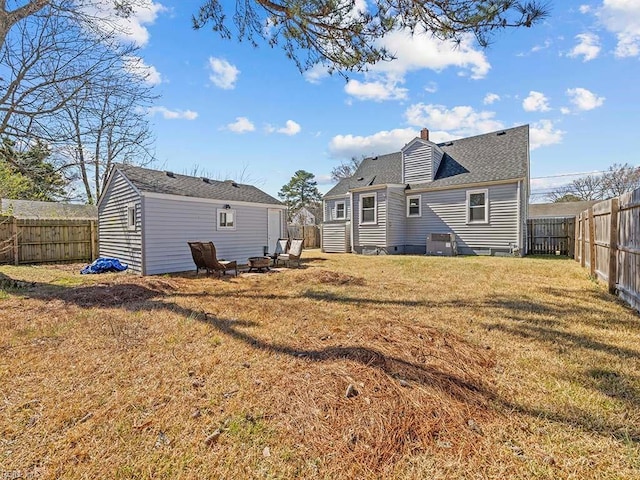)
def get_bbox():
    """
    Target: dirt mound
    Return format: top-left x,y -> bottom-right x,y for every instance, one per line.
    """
306,269 -> 366,286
